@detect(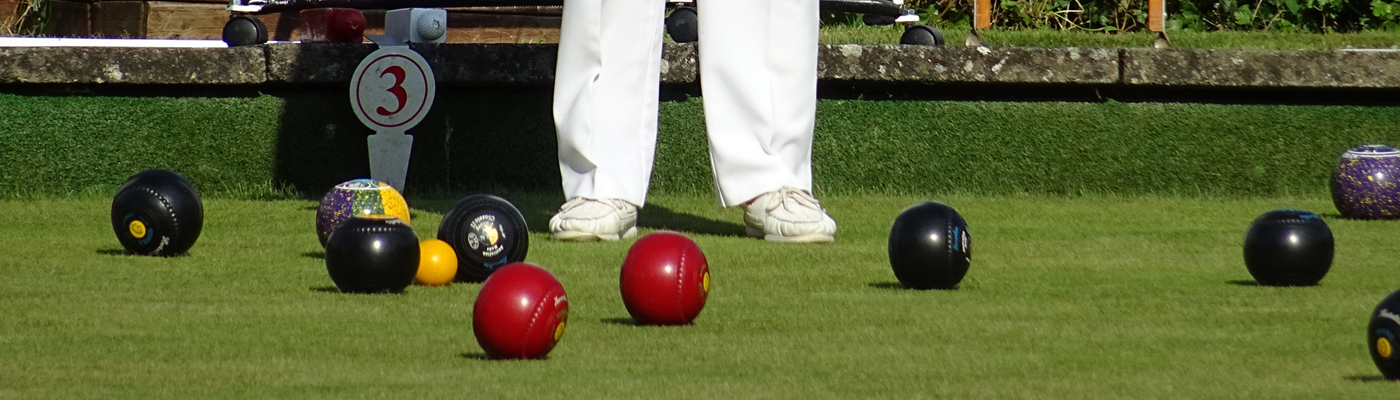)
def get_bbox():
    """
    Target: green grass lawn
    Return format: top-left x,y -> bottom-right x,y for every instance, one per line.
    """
3,194 -> 1400,398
